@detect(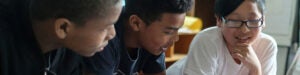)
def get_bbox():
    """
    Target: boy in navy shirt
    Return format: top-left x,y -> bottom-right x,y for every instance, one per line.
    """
0,0 -> 122,74
83,0 -> 194,74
